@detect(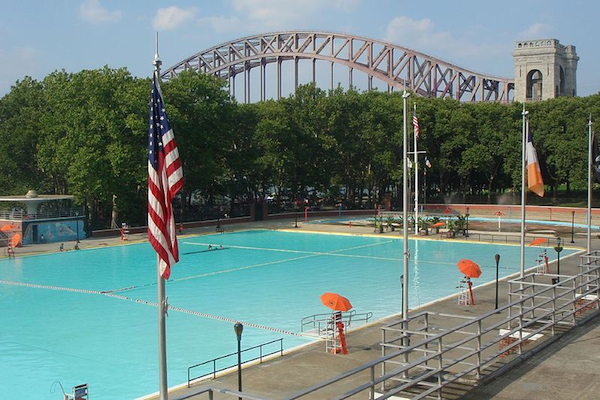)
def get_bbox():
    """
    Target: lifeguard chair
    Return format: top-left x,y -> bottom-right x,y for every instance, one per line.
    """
120,223 -> 129,241
457,278 -> 470,305
536,250 -> 550,274
325,312 -> 348,355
